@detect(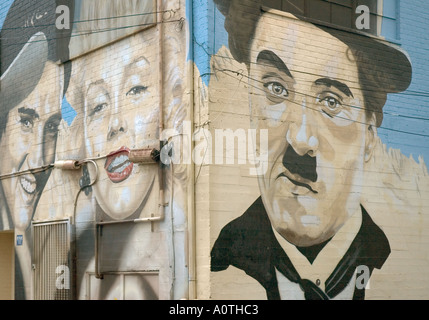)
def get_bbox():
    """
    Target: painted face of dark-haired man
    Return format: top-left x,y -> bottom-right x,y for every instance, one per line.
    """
0,60 -> 62,230
249,12 -> 377,247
